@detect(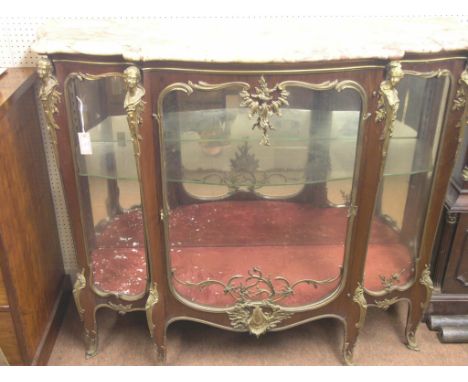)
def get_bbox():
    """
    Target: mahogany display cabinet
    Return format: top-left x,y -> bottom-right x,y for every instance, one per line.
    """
34,22 -> 468,364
